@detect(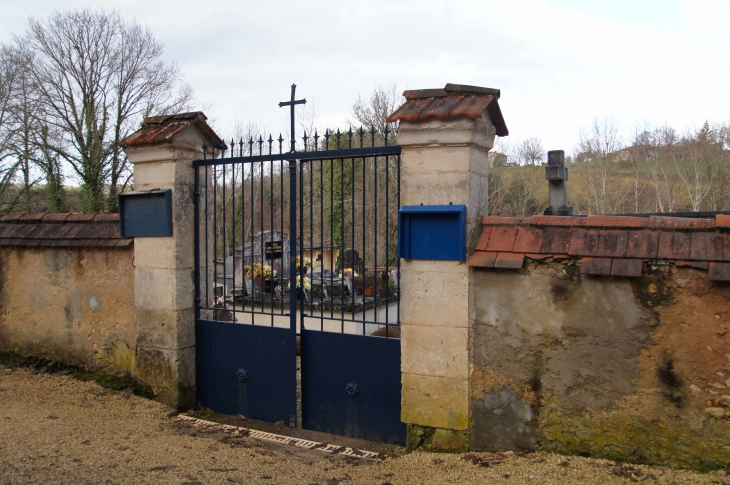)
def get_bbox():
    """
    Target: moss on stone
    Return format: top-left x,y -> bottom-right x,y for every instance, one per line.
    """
407,425 -> 470,453
0,350 -> 154,399
538,401 -> 730,470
